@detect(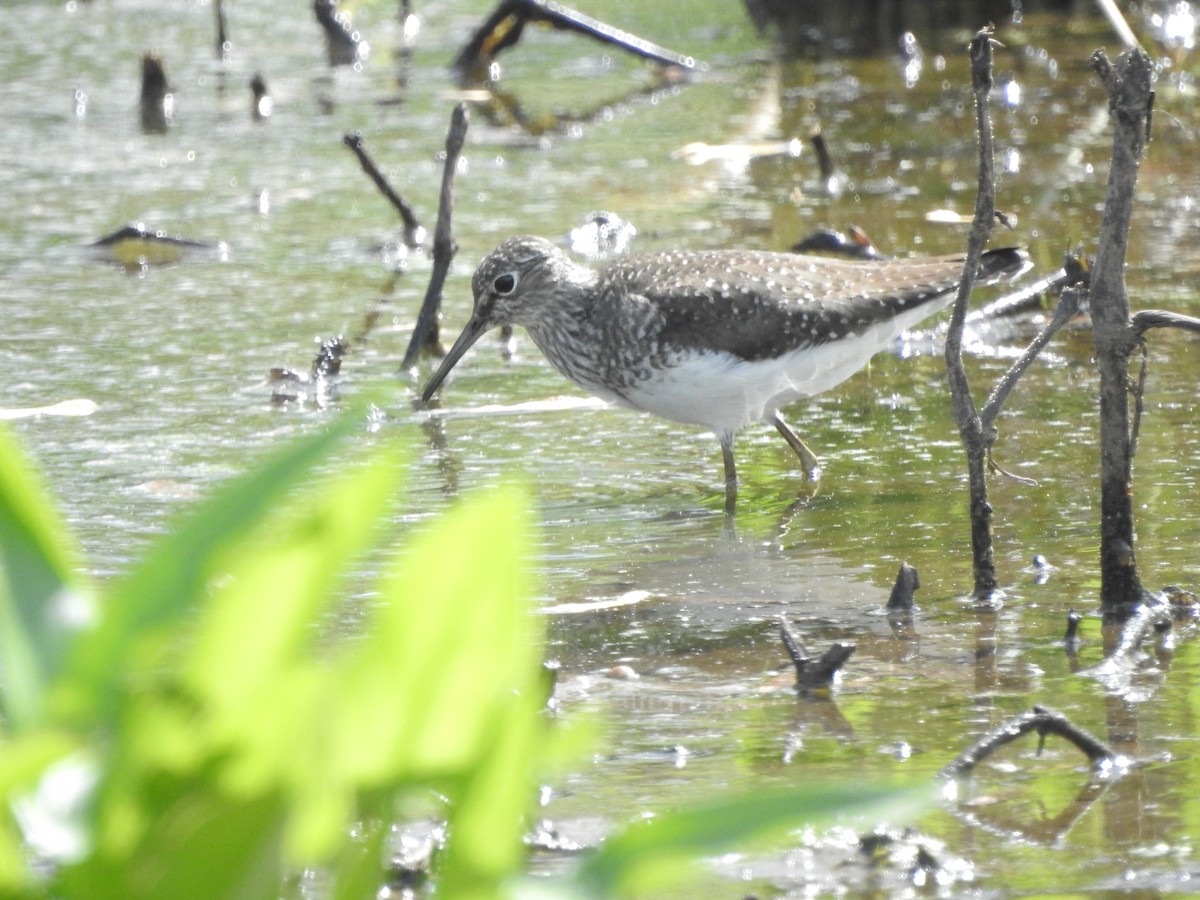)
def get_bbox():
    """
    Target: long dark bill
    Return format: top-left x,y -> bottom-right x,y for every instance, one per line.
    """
419,315 -> 491,405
